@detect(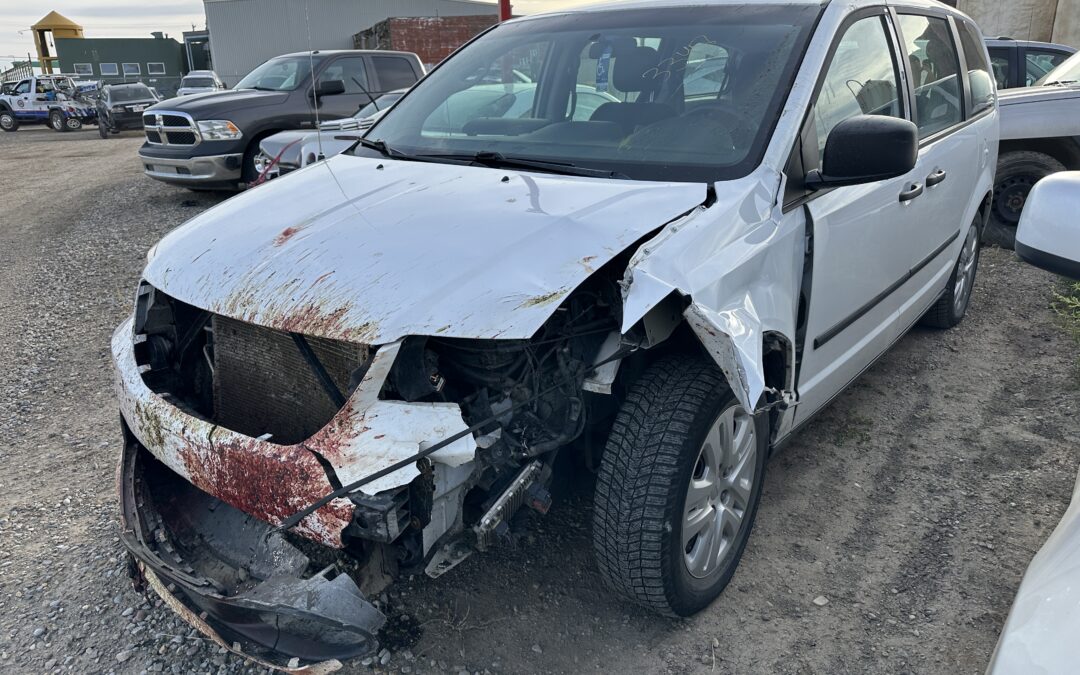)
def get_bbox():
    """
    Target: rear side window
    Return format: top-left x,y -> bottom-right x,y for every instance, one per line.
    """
320,57 -> 369,94
987,47 -> 1010,89
372,56 -> 419,91
897,14 -> 963,139
812,15 -> 904,156
956,21 -> 994,116
1024,49 -> 1069,86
